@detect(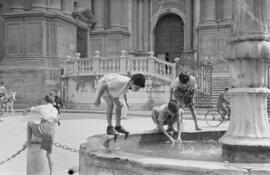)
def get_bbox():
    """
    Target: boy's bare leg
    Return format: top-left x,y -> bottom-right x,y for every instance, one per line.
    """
26,122 -> 33,146
113,98 -> 122,126
103,96 -> 119,135
103,96 -> 114,126
189,106 -> 201,130
114,98 -> 129,136
46,152 -> 53,175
